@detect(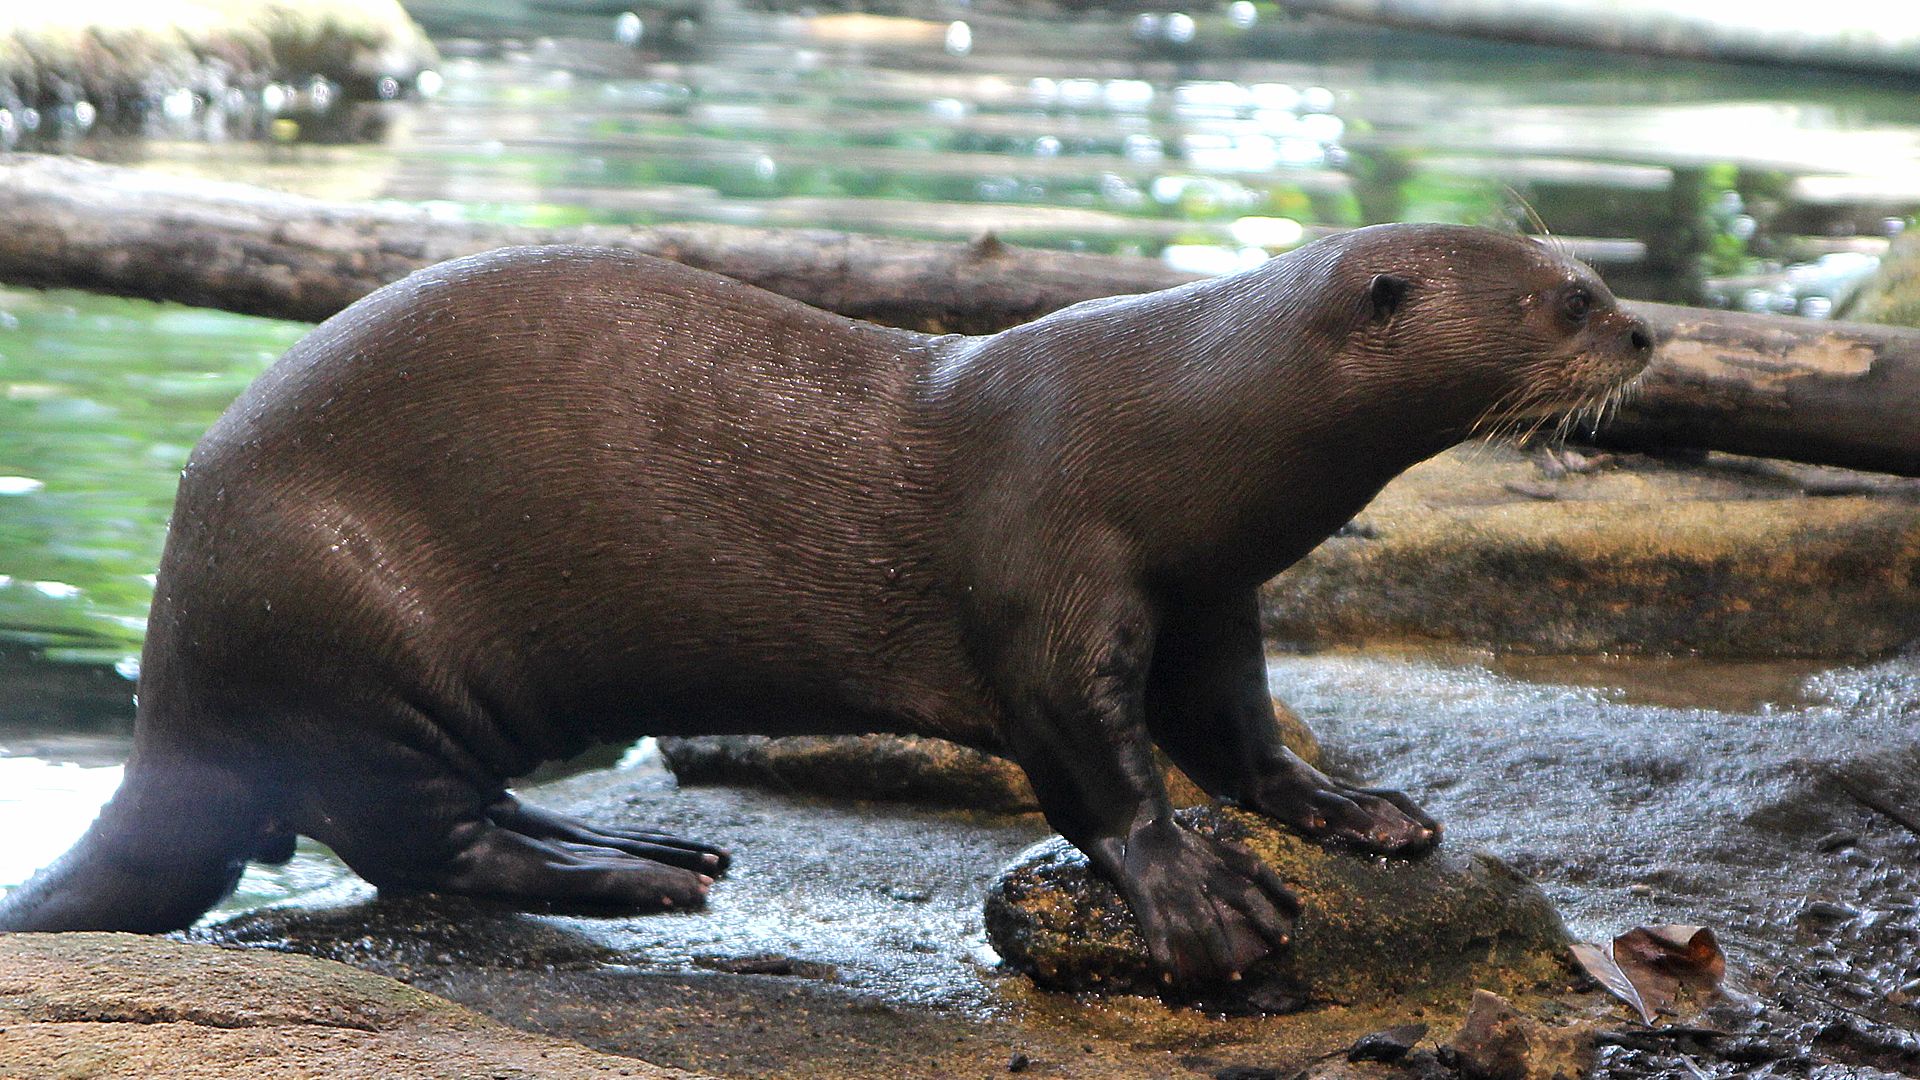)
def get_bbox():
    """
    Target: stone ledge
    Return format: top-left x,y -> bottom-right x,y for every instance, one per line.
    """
1263,447 -> 1920,658
0,932 -> 704,1079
